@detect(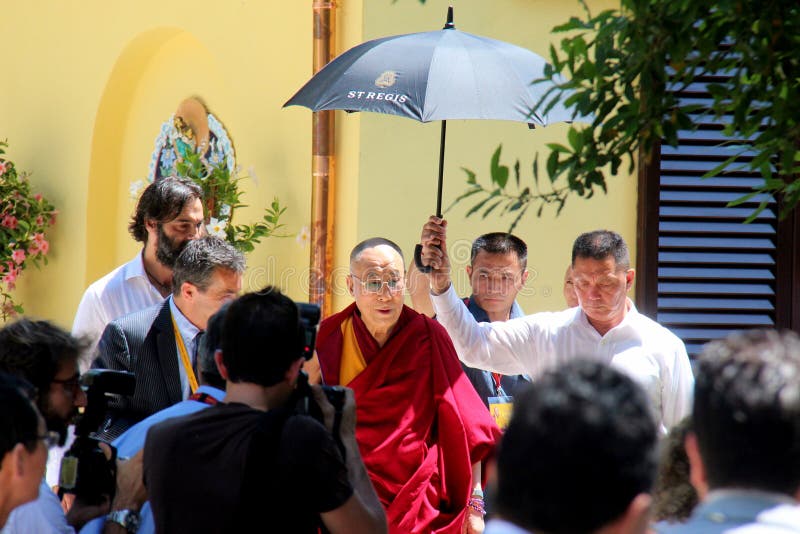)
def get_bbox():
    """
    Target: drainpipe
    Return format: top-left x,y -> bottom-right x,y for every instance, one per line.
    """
310,0 -> 336,316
